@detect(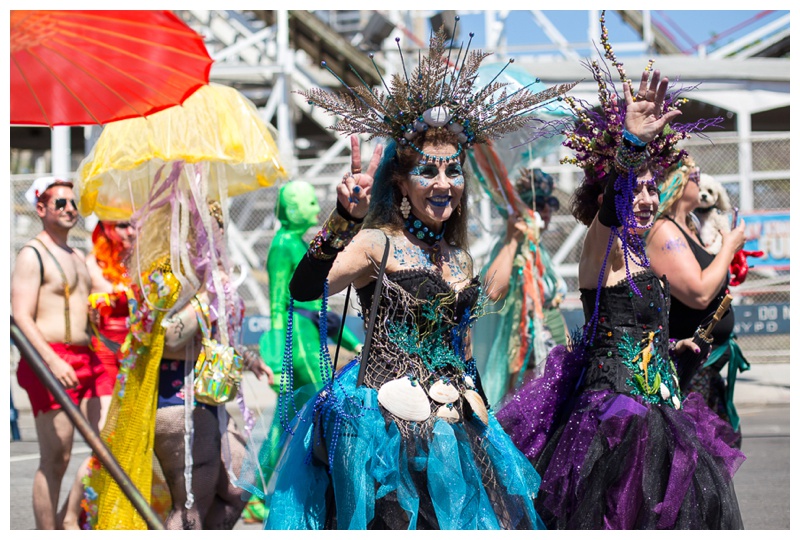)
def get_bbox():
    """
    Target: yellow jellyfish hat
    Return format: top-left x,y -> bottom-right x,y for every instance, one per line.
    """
75,82 -> 288,221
